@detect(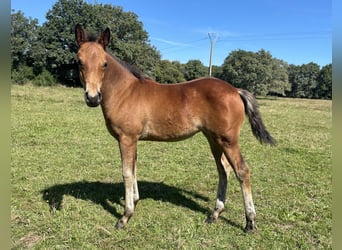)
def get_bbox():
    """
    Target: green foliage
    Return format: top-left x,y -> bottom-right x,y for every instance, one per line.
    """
11,85 -> 332,248
32,70 -> 56,86
155,60 -> 185,83
11,65 -> 35,84
11,10 -> 39,71
220,49 -> 290,96
268,58 -> 290,96
154,59 -> 207,84
287,63 -> 321,98
184,60 -> 207,80
314,64 -> 332,99
287,63 -> 332,99
211,65 -> 223,78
